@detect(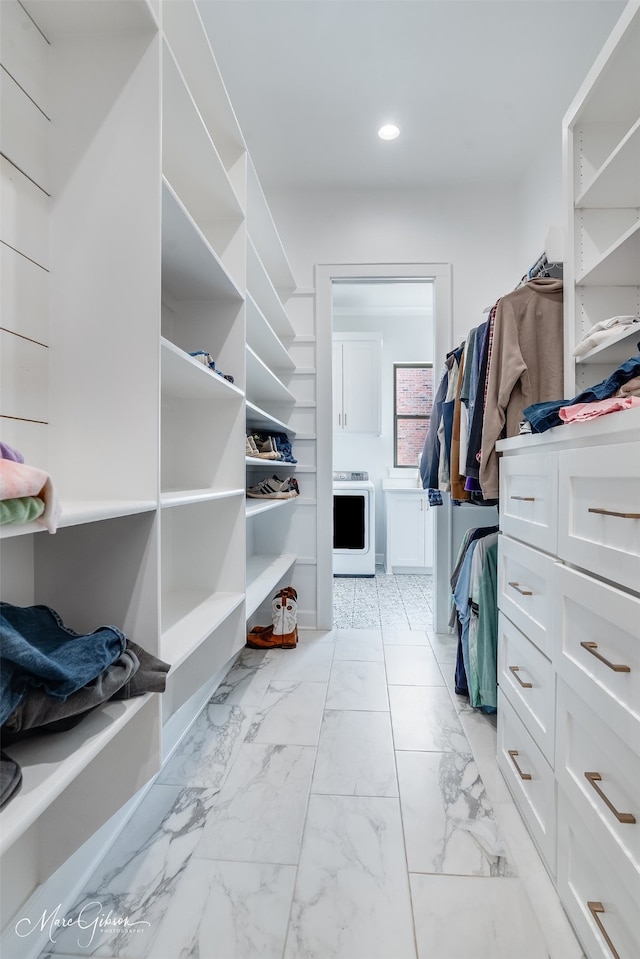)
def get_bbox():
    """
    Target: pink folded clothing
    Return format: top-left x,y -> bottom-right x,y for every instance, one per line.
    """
559,395 -> 640,424
0,460 -> 61,533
